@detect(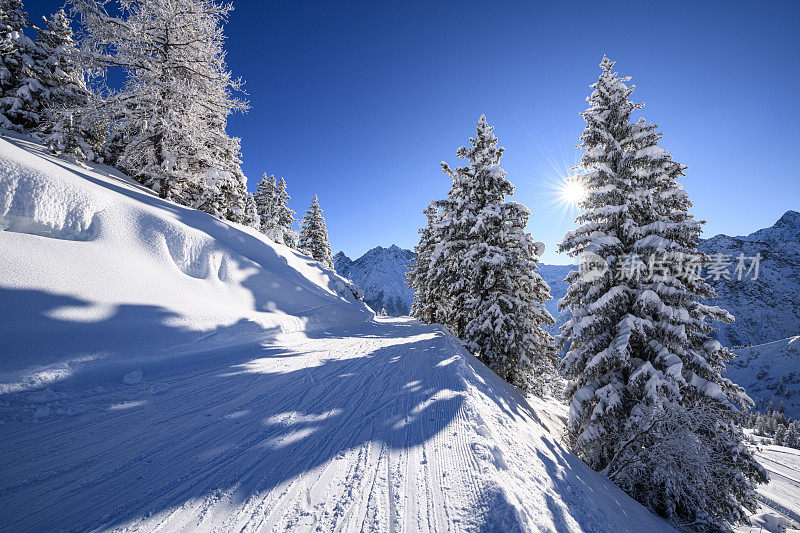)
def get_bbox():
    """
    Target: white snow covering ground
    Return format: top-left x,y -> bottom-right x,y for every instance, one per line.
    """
0,136 -> 680,531
737,438 -> 800,533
